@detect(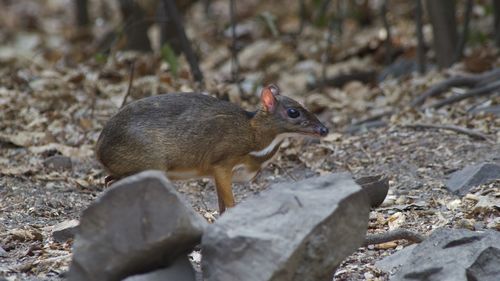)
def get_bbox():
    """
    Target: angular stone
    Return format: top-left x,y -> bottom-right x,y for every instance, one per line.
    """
355,174 -> 389,208
43,155 -> 73,172
374,244 -> 416,273
202,173 -> 370,281
68,171 -> 207,281
123,255 -> 196,281
466,247 -> 500,281
0,245 -> 7,257
391,228 -> 500,281
446,163 -> 500,195
51,219 -> 79,242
